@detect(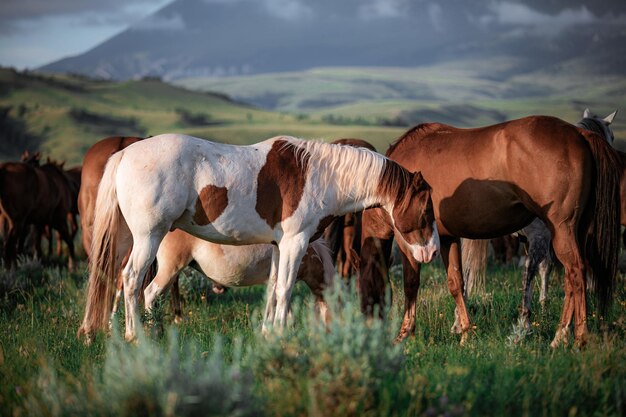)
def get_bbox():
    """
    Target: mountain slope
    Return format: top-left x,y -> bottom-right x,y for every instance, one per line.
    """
39,0 -> 626,80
